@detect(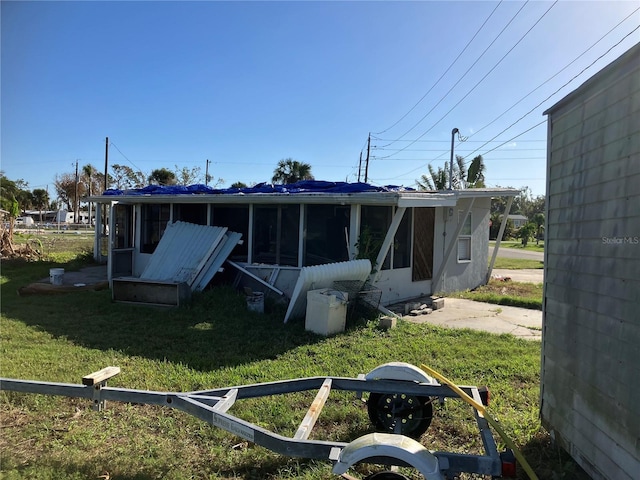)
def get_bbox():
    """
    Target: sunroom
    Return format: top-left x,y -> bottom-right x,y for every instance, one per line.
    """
89,182 -> 517,307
